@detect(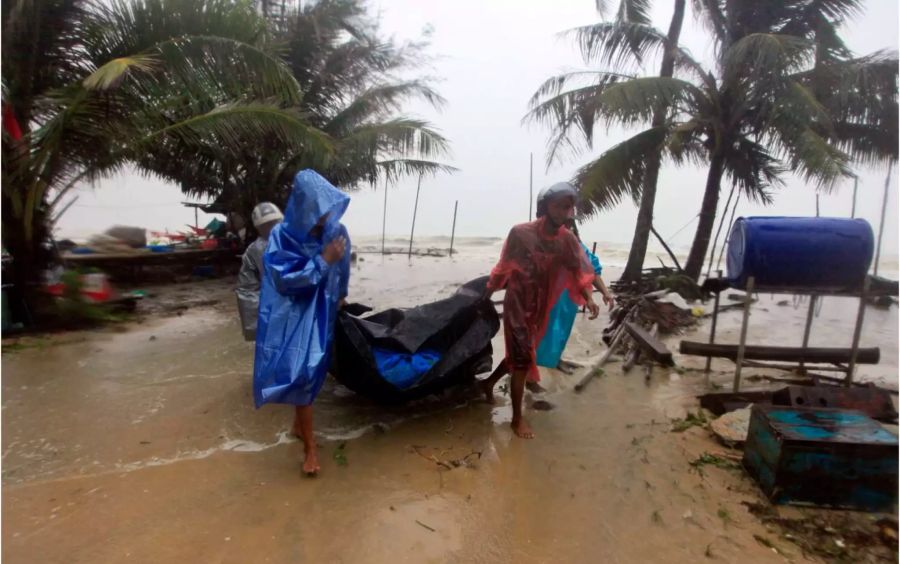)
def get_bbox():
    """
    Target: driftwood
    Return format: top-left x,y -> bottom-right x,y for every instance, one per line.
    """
575,309 -> 635,393
622,345 -> 642,373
